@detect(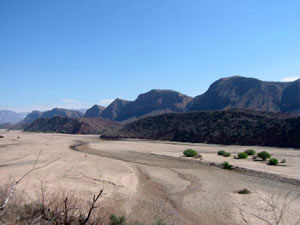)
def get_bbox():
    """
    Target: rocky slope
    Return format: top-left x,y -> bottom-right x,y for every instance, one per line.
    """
187,76 -> 299,113
40,108 -> 83,118
84,105 -> 105,118
100,89 -> 192,122
25,117 -> 119,134
105,110 -> 300,148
